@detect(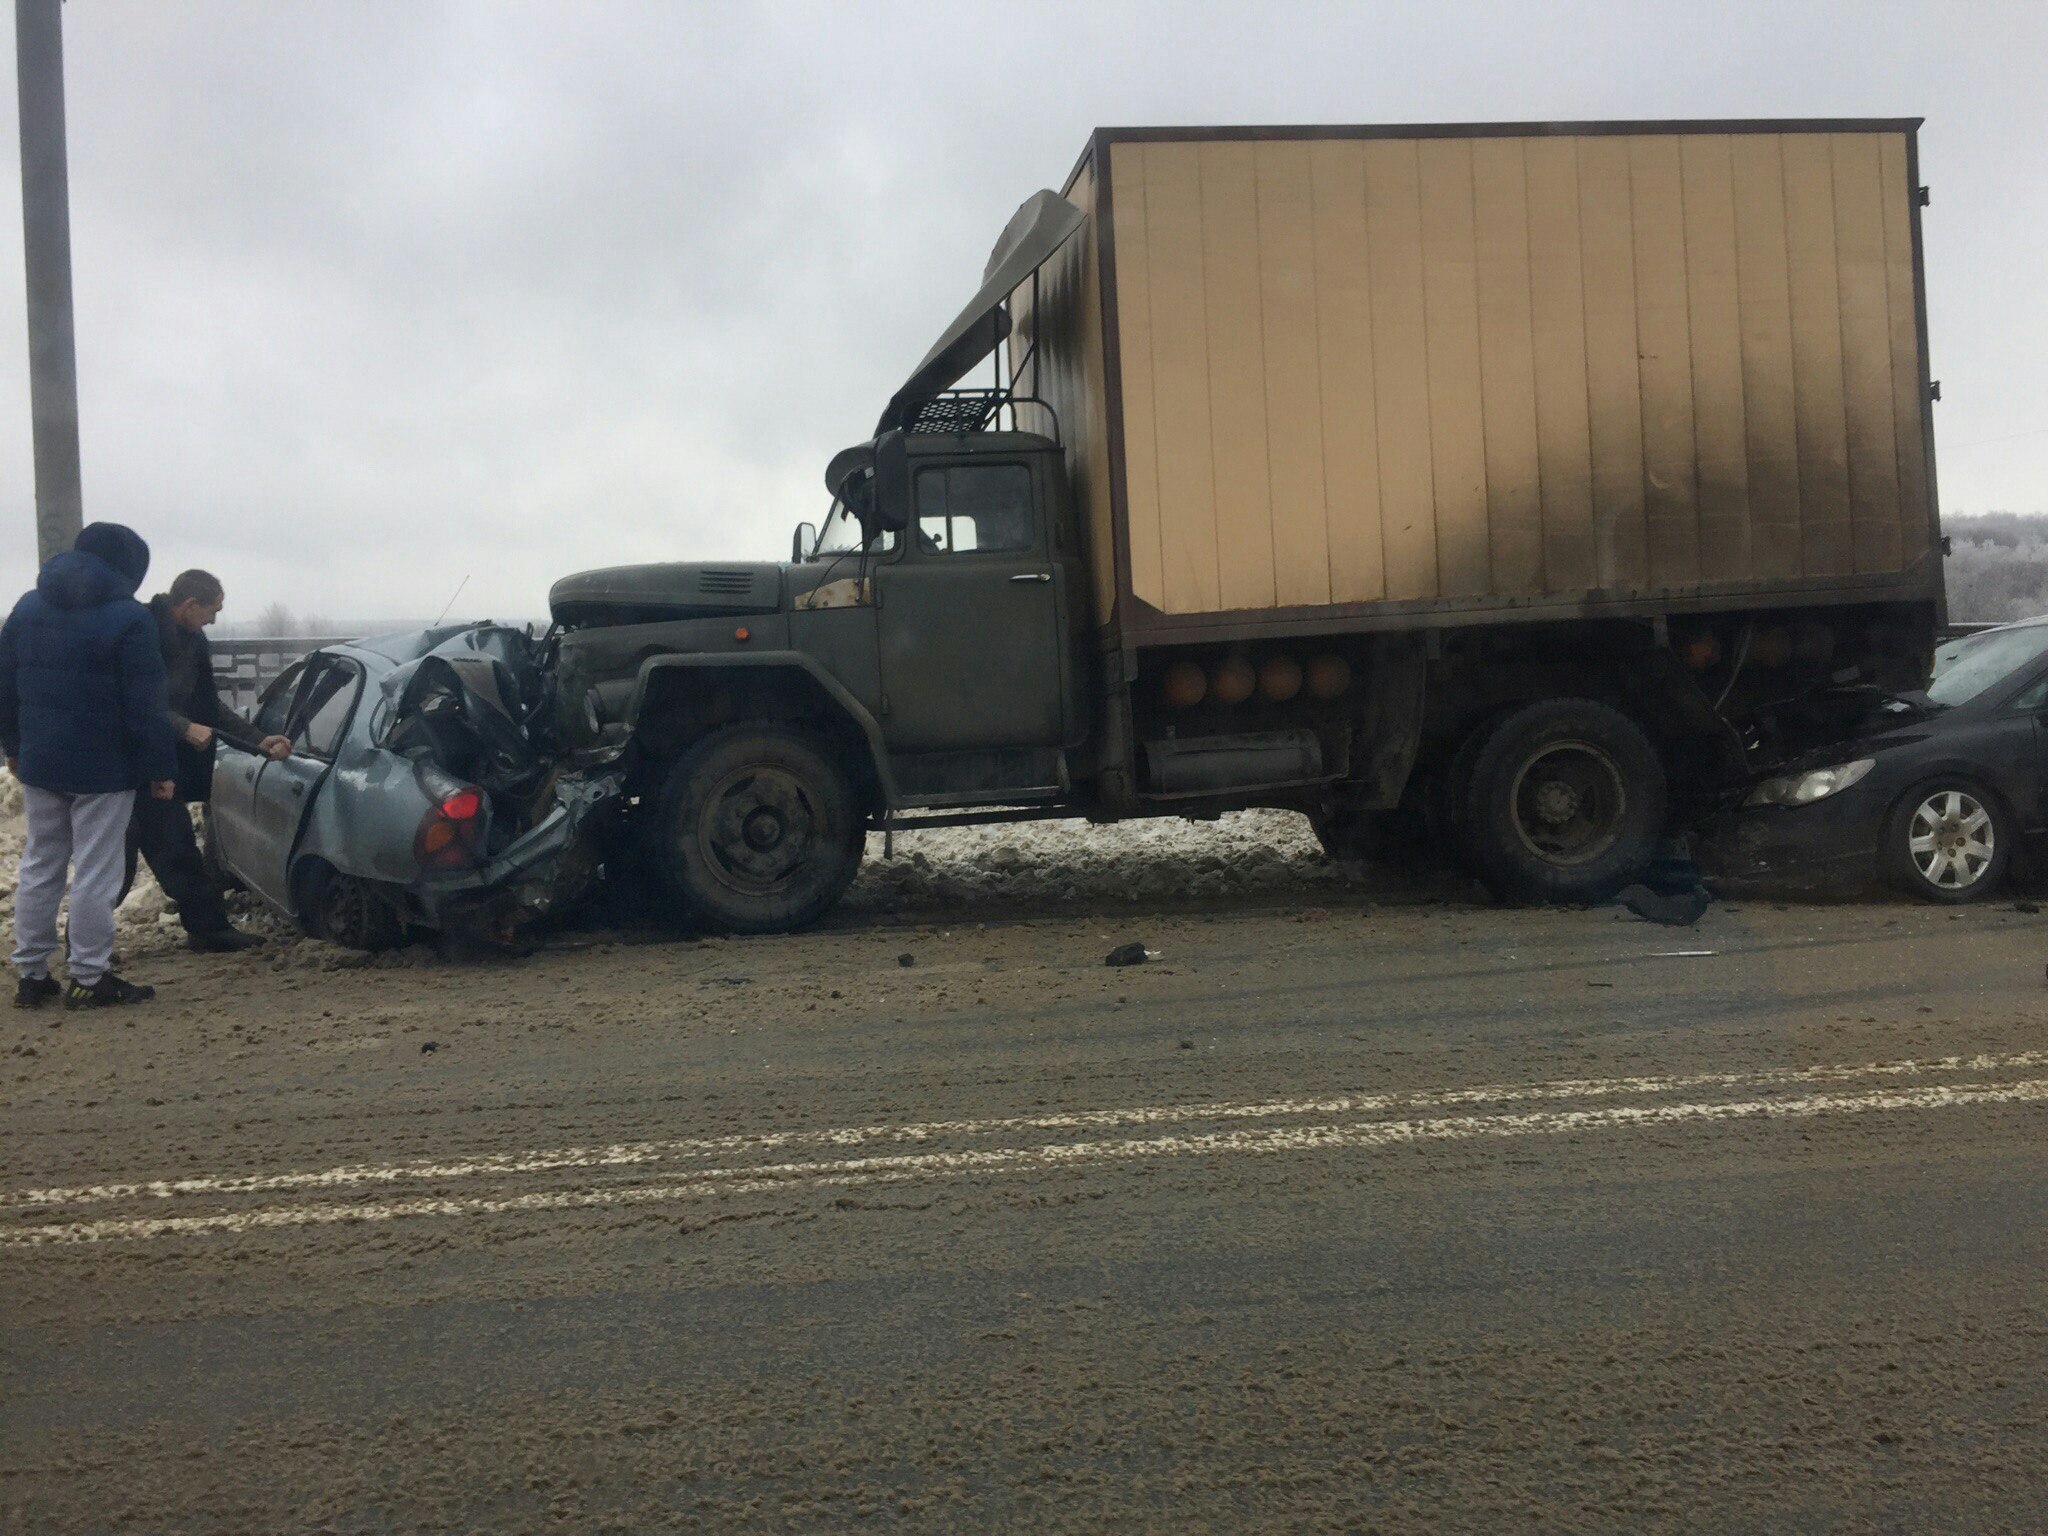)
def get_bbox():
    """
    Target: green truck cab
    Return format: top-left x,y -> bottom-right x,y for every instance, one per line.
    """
549,122 -> 1944,932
